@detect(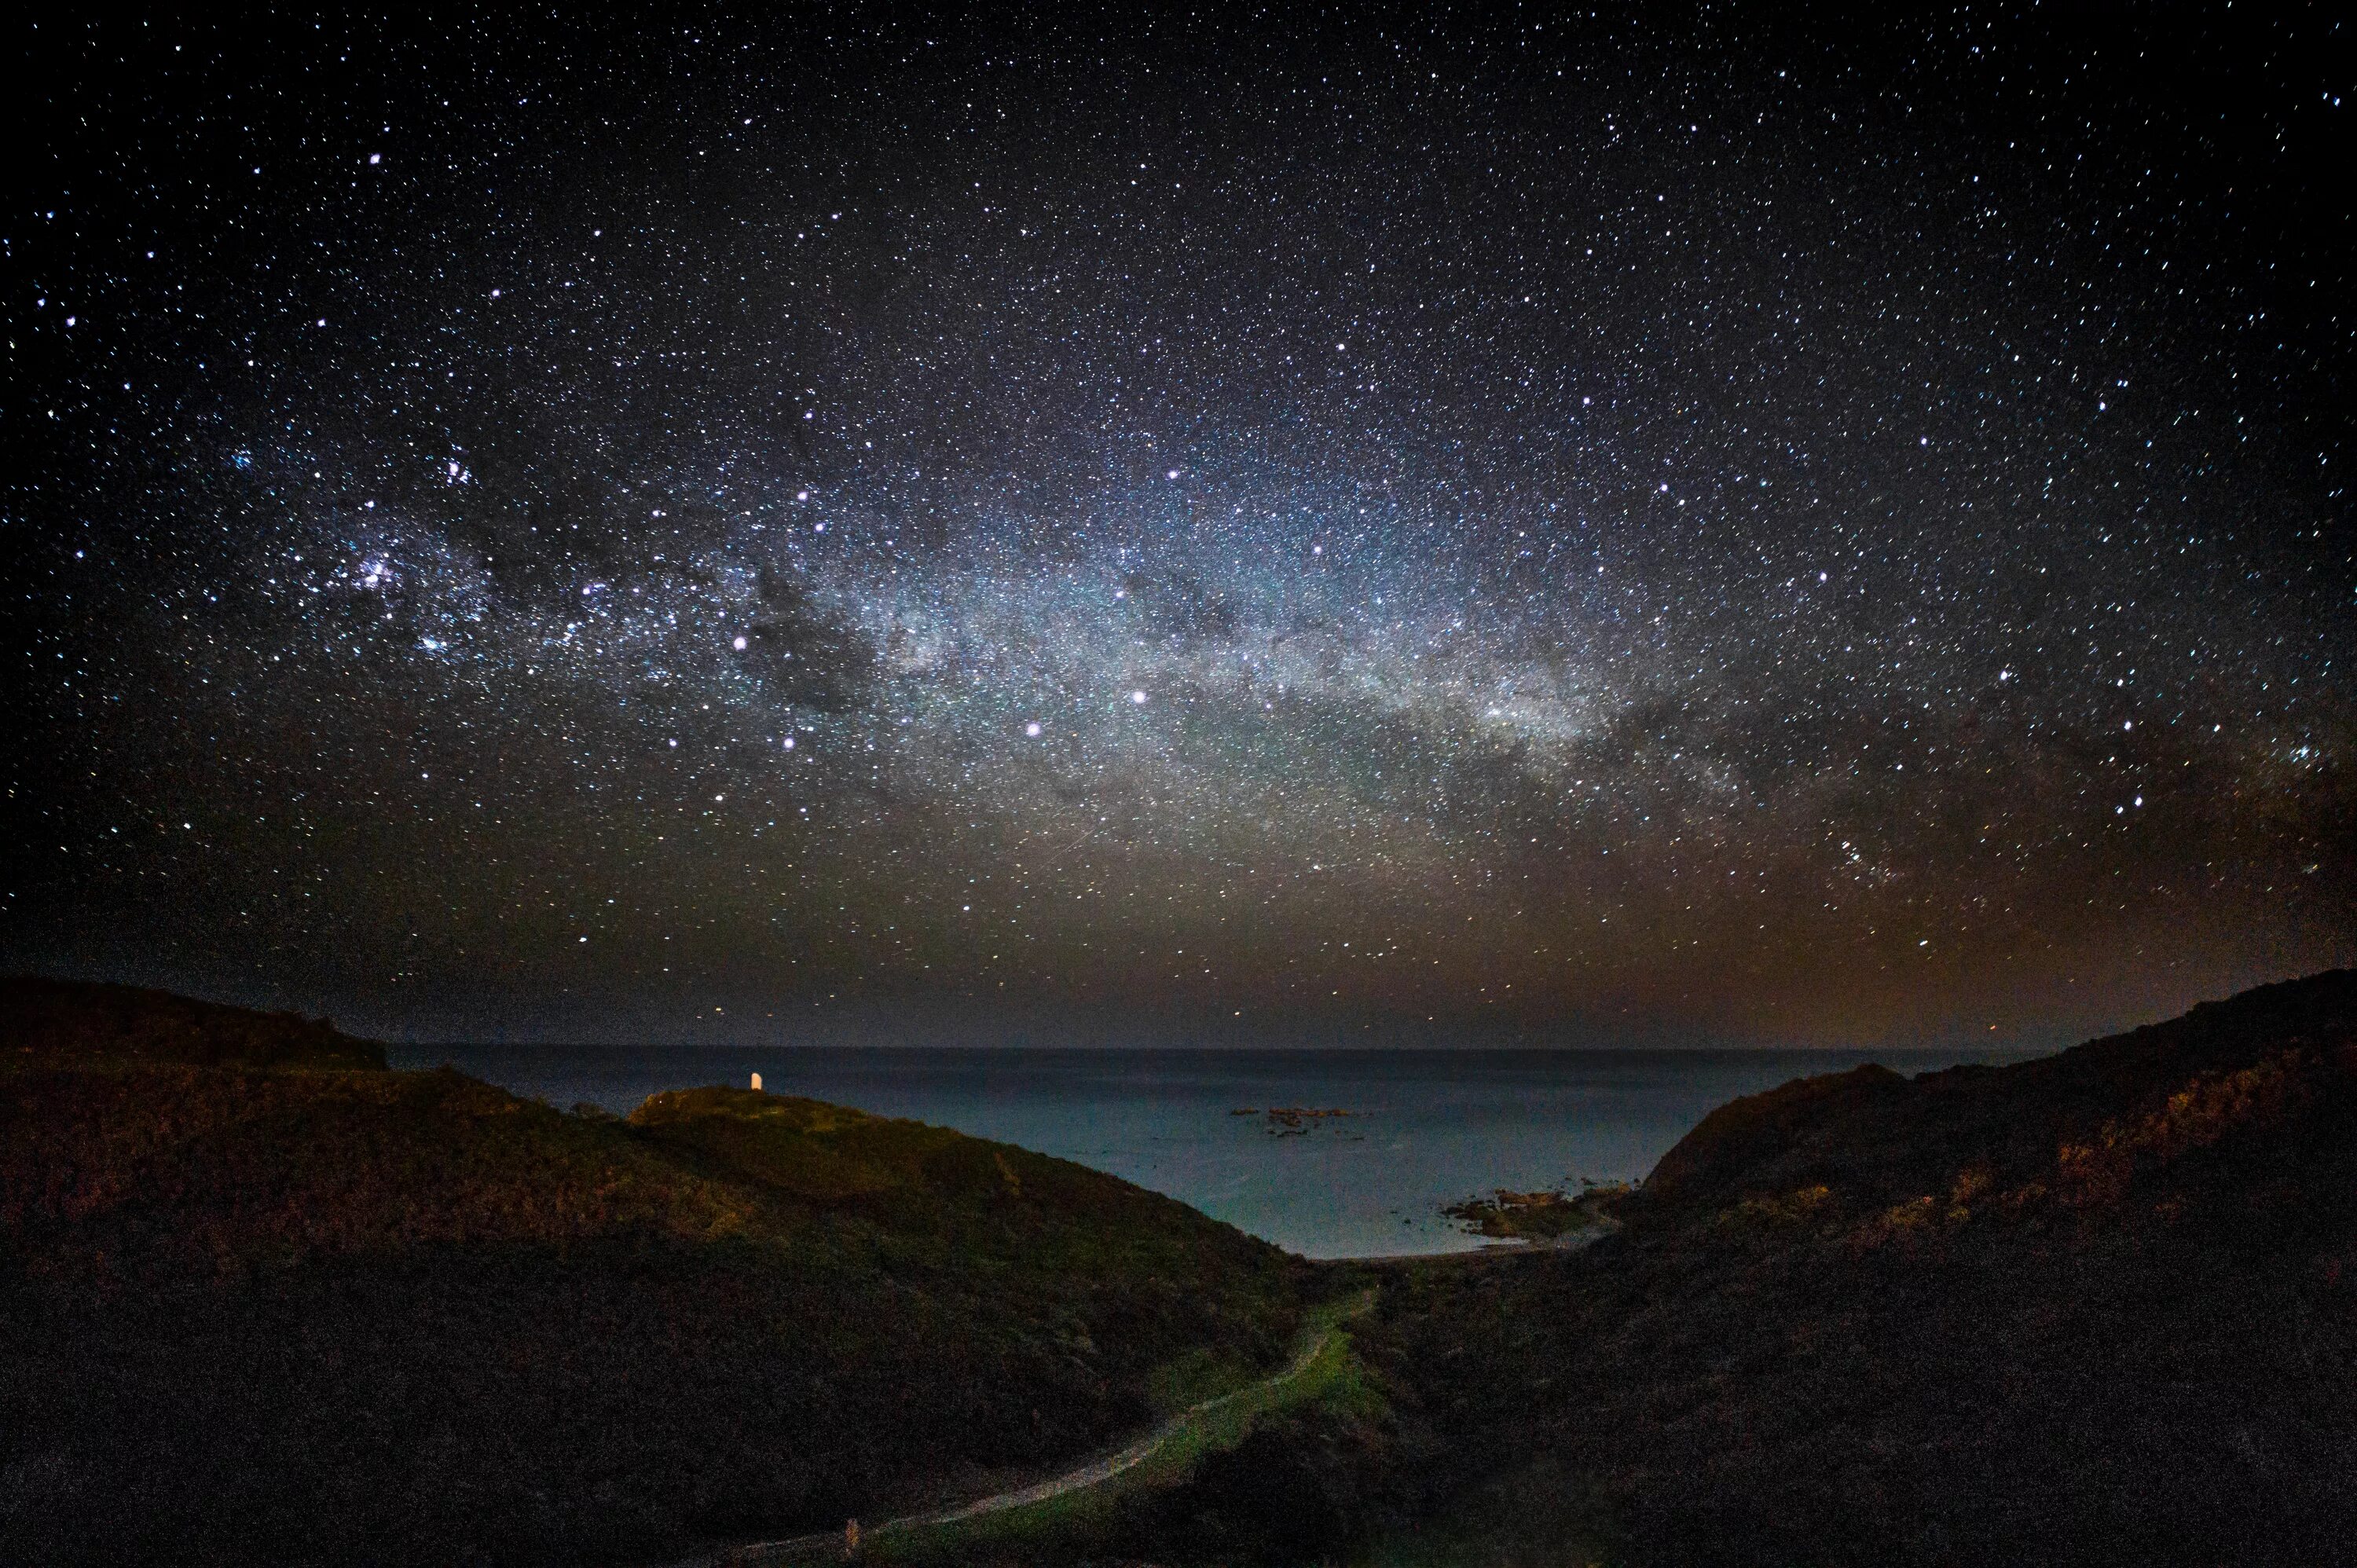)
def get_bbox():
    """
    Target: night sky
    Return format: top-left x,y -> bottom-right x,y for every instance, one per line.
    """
5,5 -> 2352,1048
